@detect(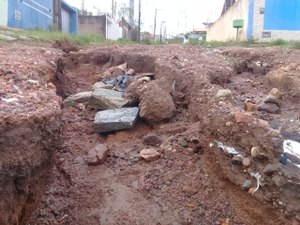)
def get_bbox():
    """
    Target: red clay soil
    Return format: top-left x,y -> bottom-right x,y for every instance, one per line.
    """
1,43 -> 300,225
